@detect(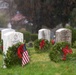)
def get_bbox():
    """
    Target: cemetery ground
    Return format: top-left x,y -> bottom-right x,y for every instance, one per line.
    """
0,47 -> 76,75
